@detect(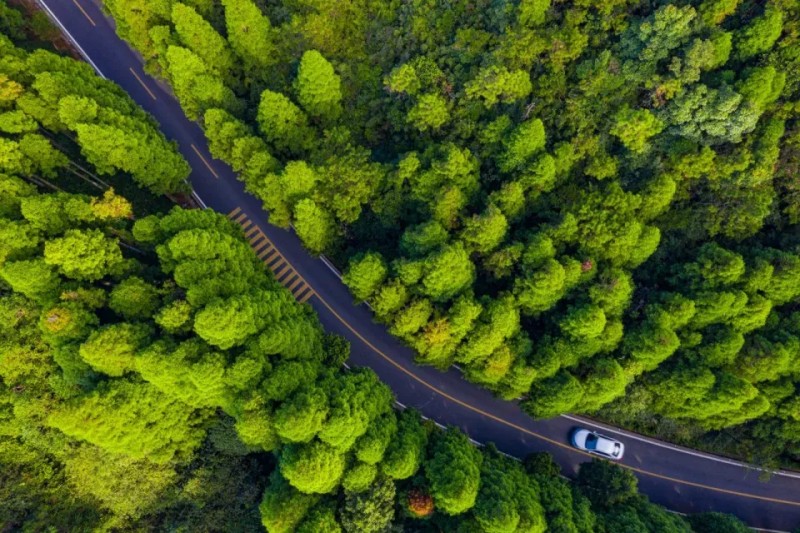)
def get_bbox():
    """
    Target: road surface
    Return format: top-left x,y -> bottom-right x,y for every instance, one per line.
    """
36,1 -> 800,529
